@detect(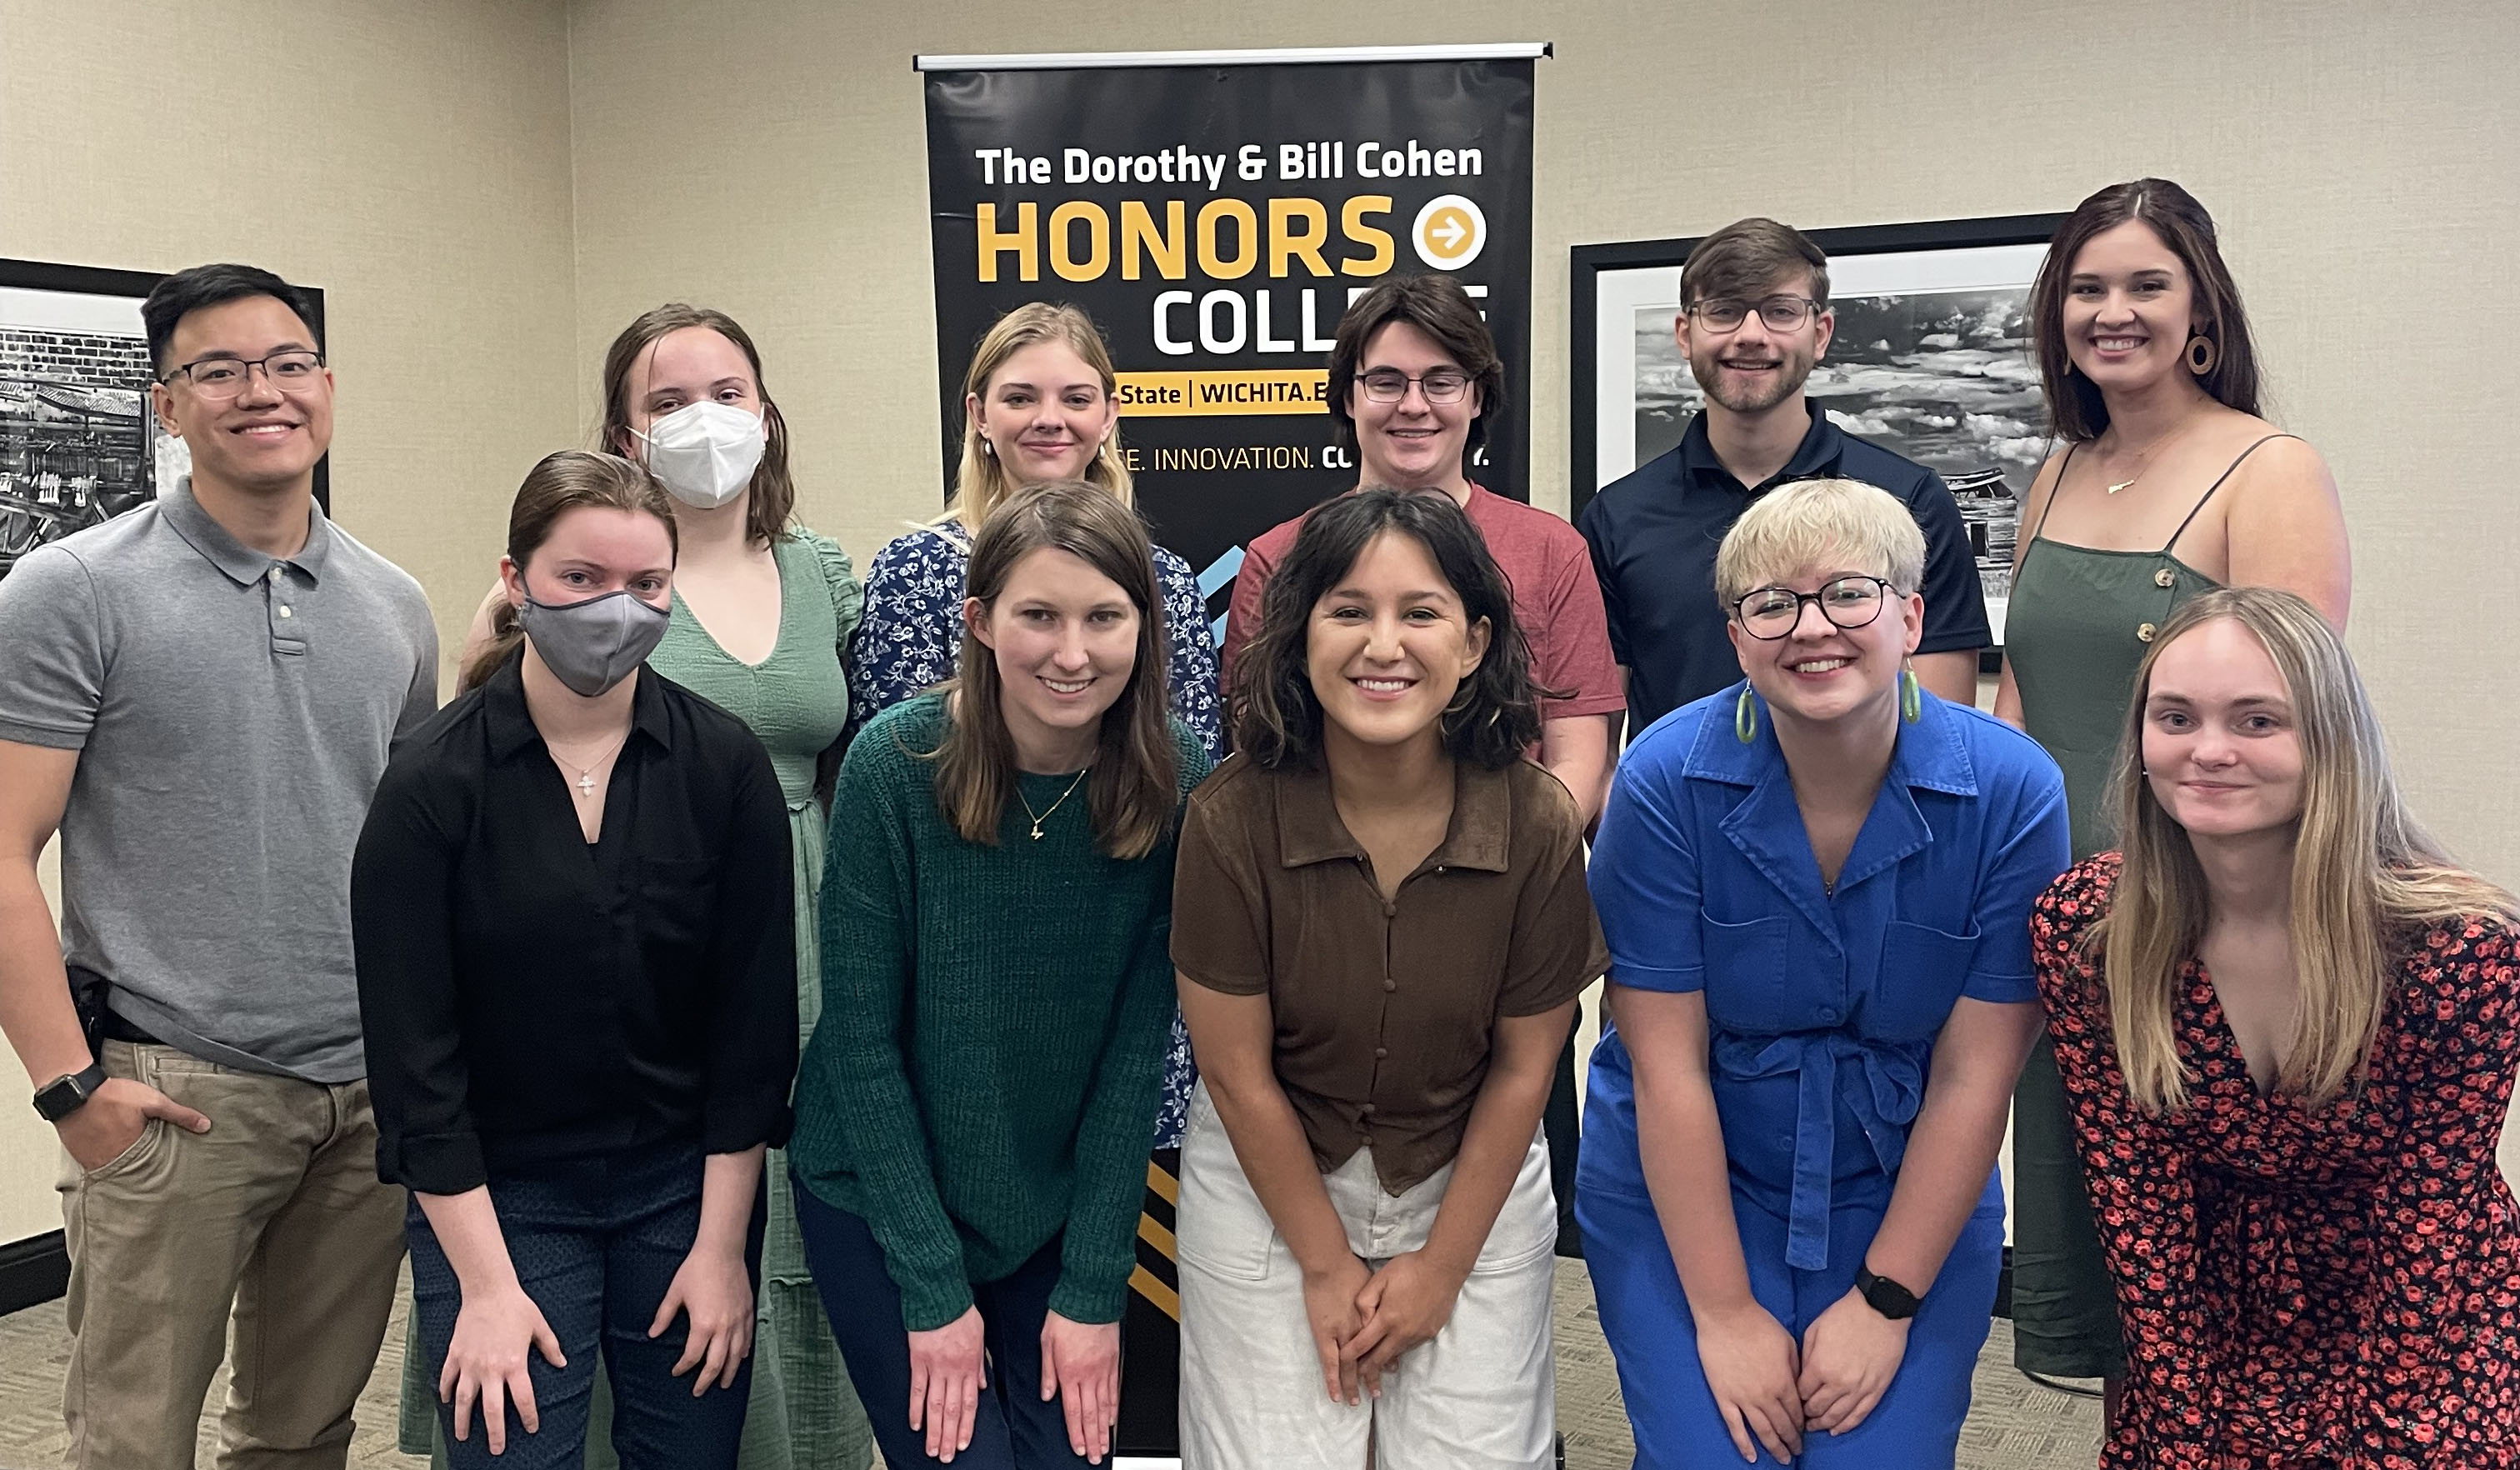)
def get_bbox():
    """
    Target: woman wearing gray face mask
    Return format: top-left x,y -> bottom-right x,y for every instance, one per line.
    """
357,449 -> 798,1470
436,309 -> 872,1470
